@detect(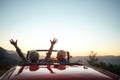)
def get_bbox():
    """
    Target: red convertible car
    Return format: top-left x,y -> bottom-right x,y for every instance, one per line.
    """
0,50 -> 120,80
